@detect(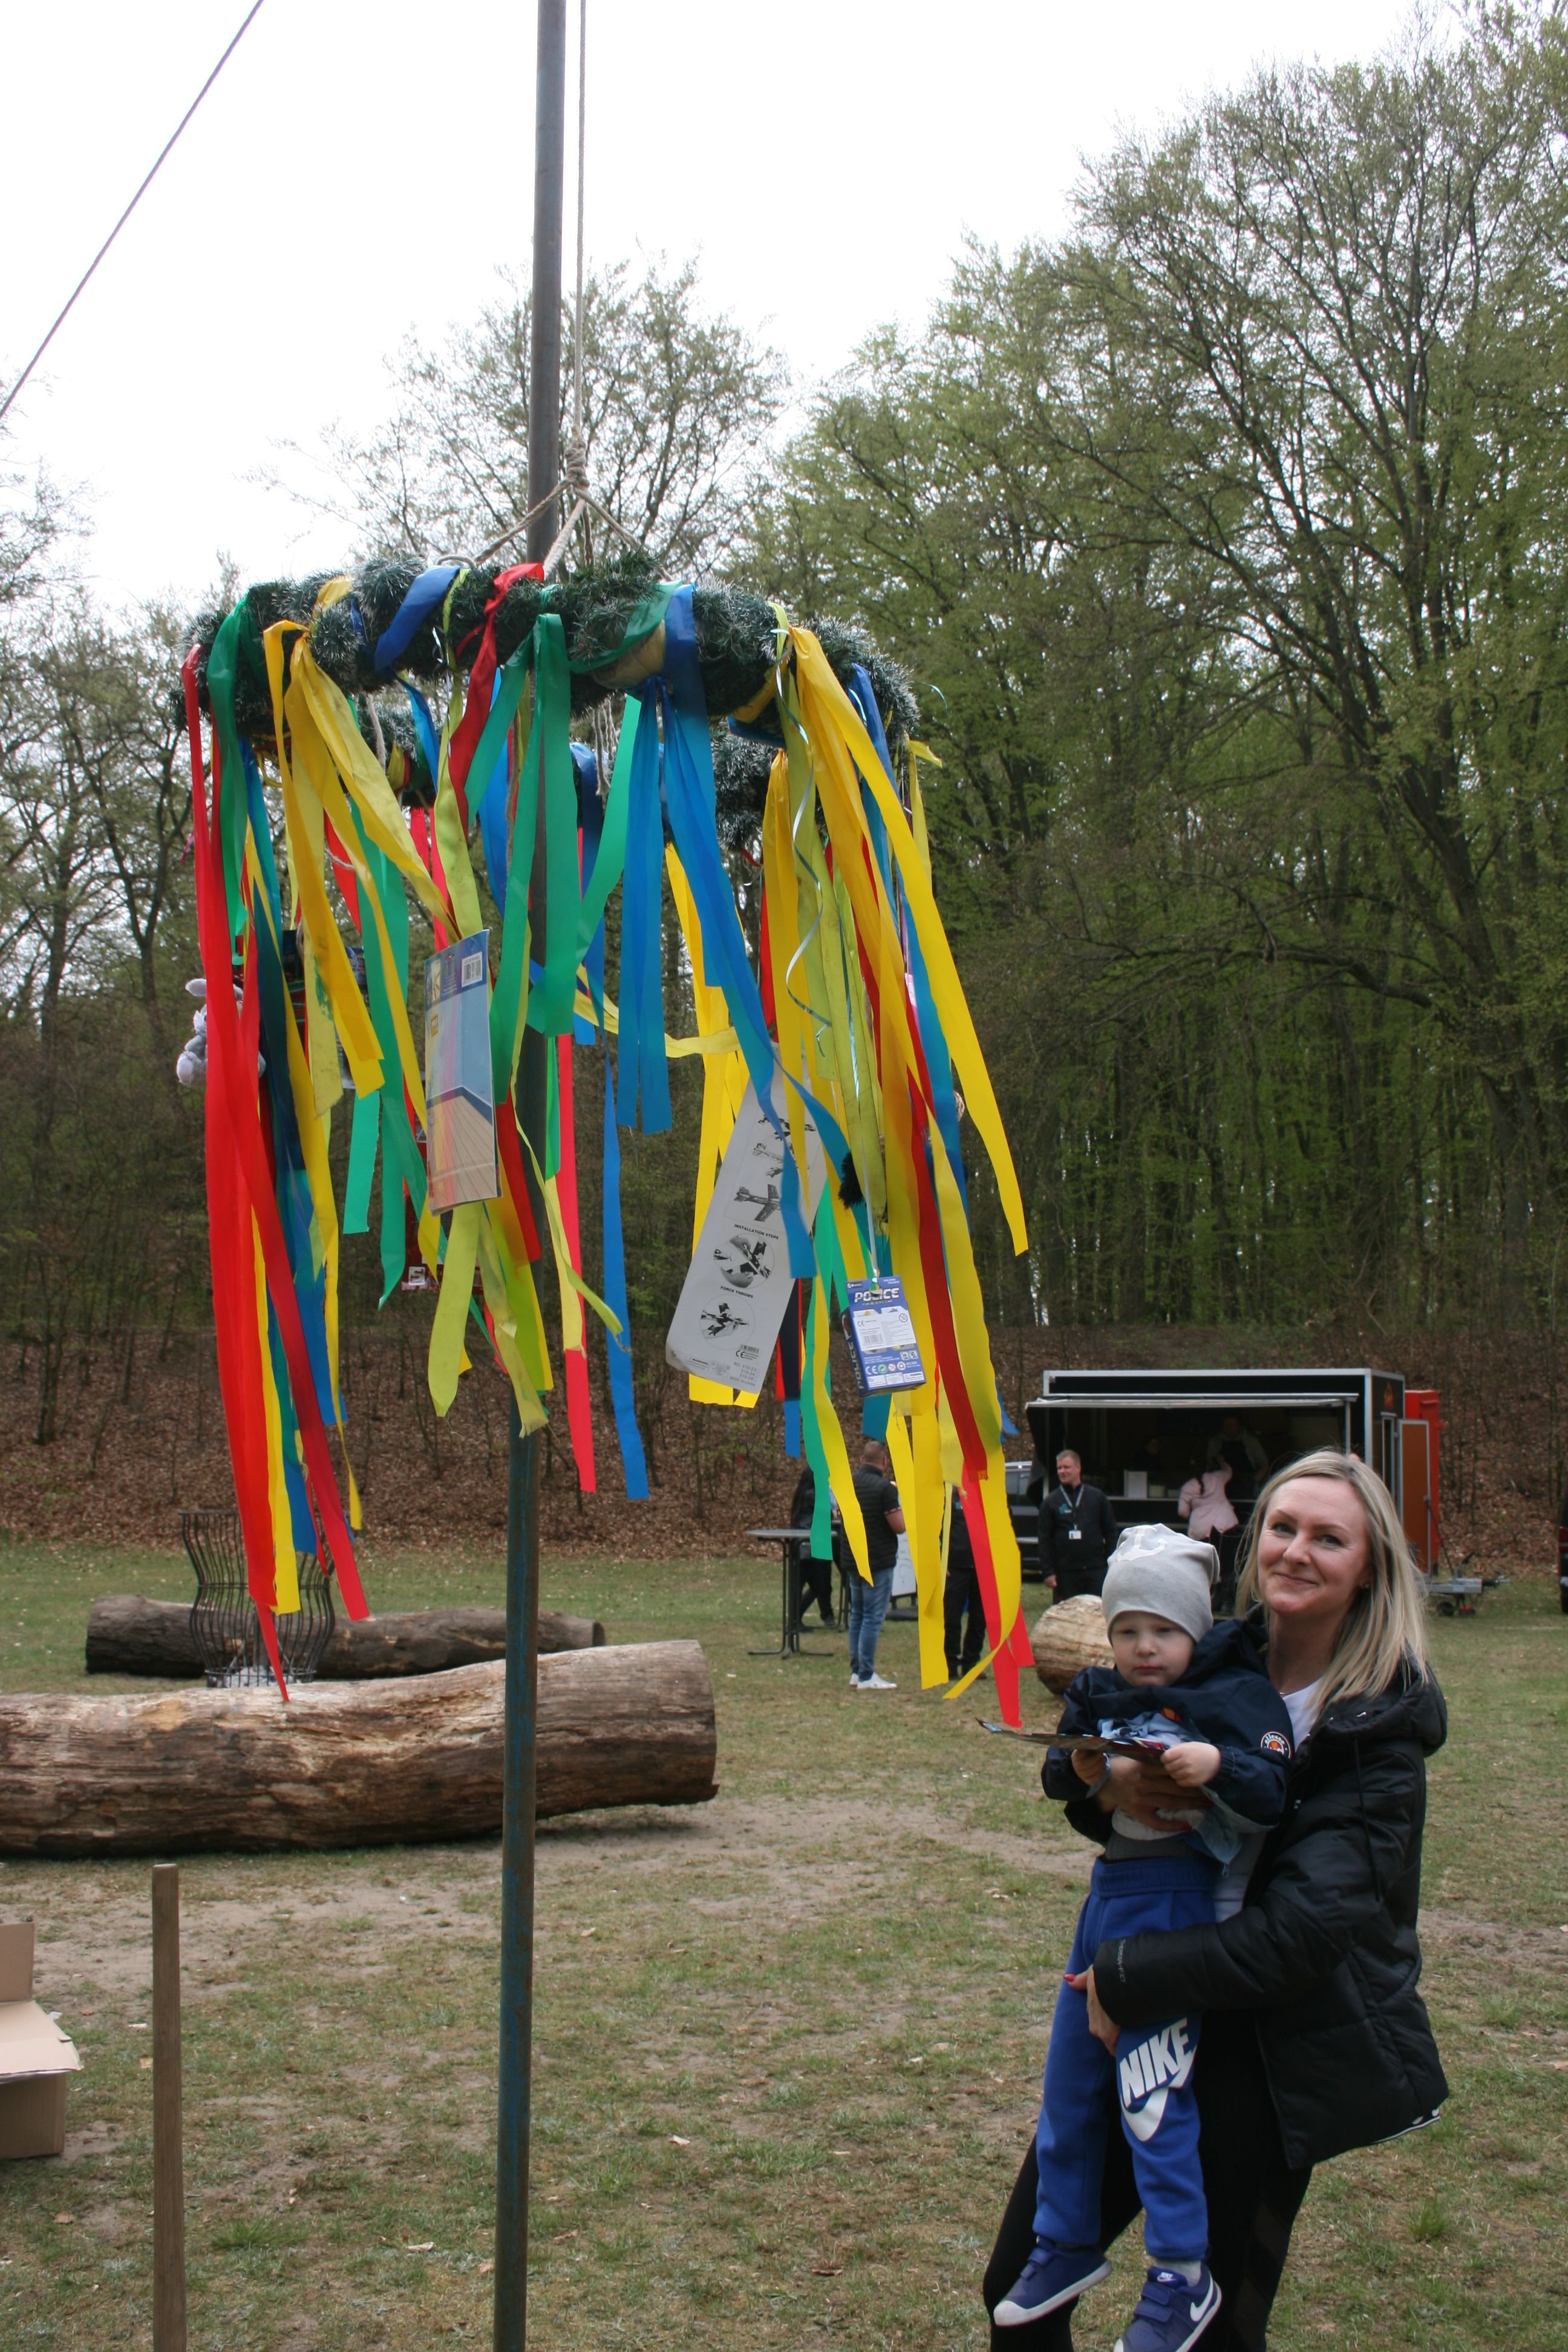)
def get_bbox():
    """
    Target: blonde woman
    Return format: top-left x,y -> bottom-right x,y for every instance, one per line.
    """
984,1453 -> 1446,2352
